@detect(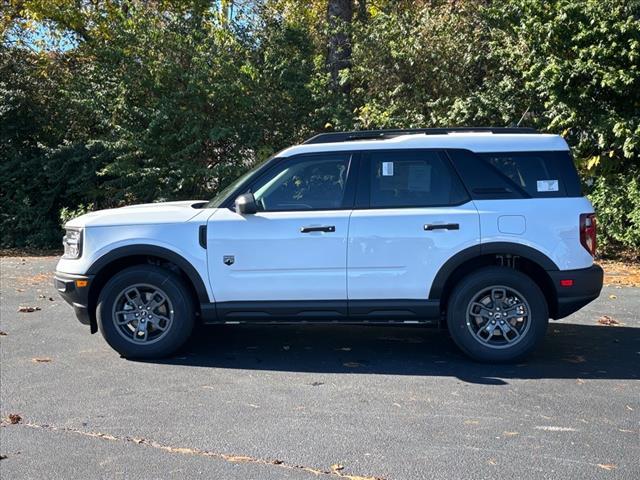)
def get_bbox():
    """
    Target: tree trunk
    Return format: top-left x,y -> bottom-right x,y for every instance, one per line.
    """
356,0 -> 368,23
326,0 -> 353,94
